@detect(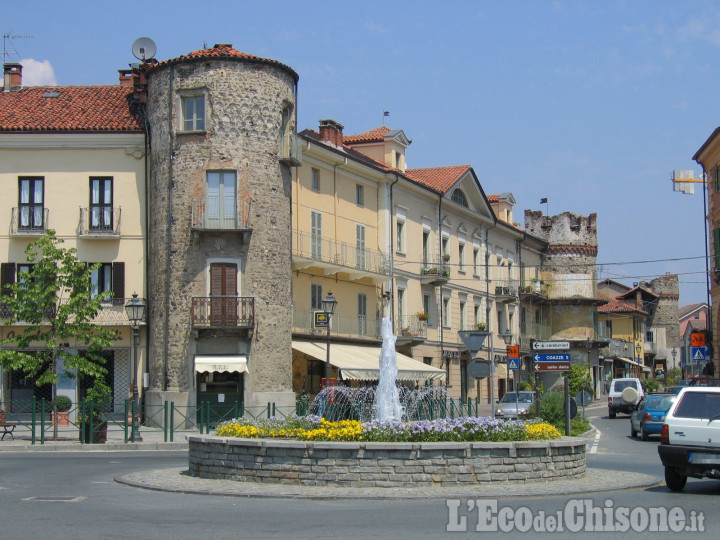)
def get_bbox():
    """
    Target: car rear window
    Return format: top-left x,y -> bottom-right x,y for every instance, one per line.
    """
613,380 -> 638,391
674,392 -> 720,419
647,396 -> 674,410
